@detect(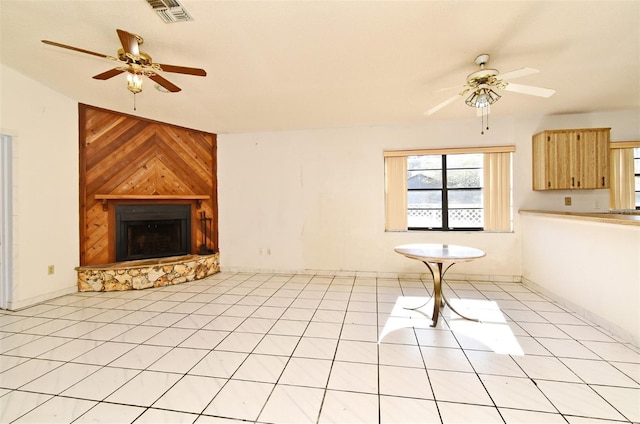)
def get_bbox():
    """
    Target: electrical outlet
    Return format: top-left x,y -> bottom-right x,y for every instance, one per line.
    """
47,265 -> 55,275
594,199 -> 600,209
564,197 -> 572,206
